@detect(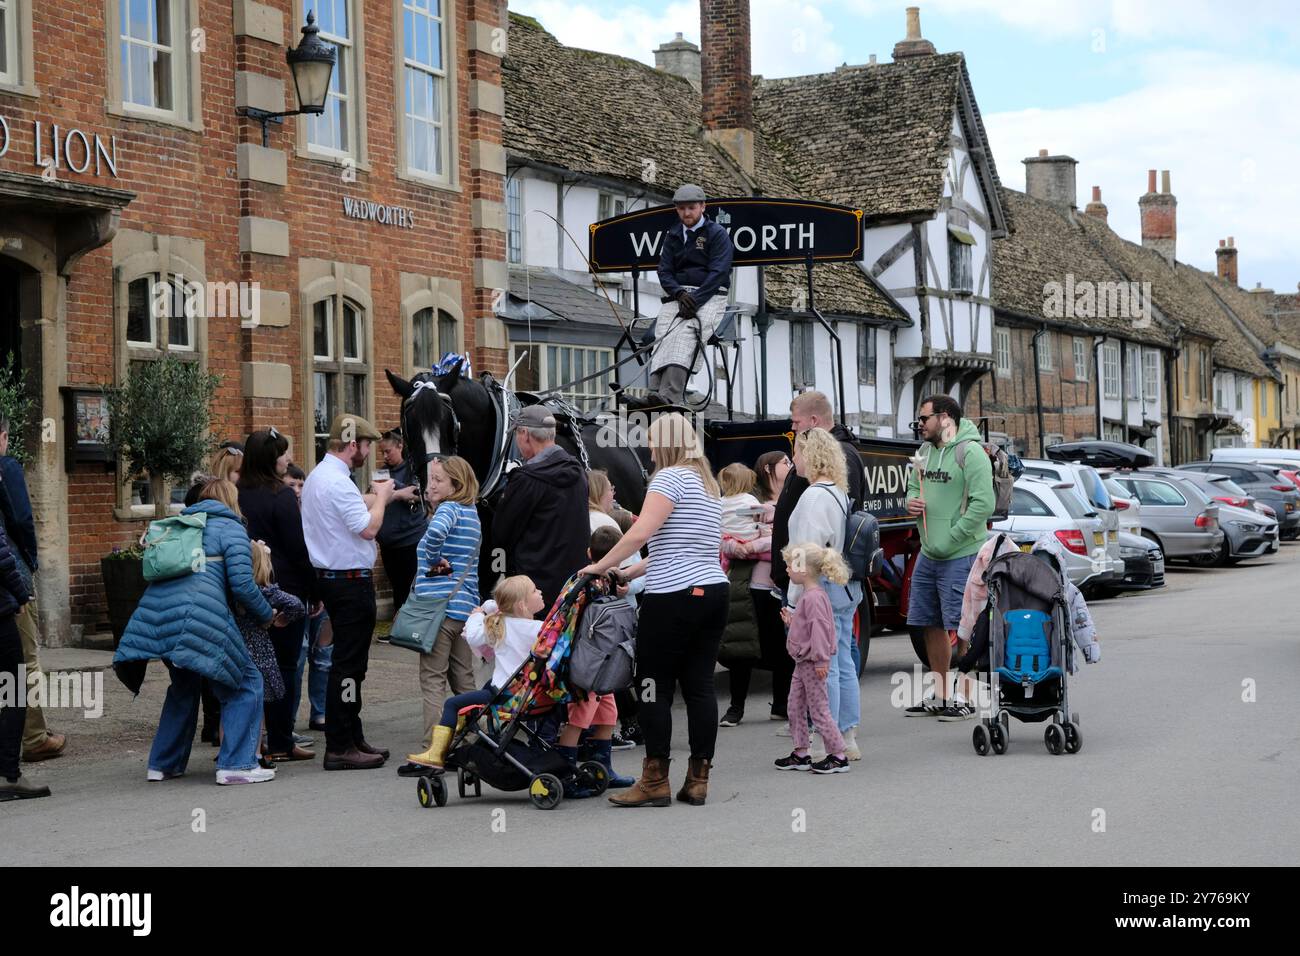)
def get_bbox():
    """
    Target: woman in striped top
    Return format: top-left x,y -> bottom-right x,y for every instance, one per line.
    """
580,413 -> 729,808
401,456 -> 481,775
